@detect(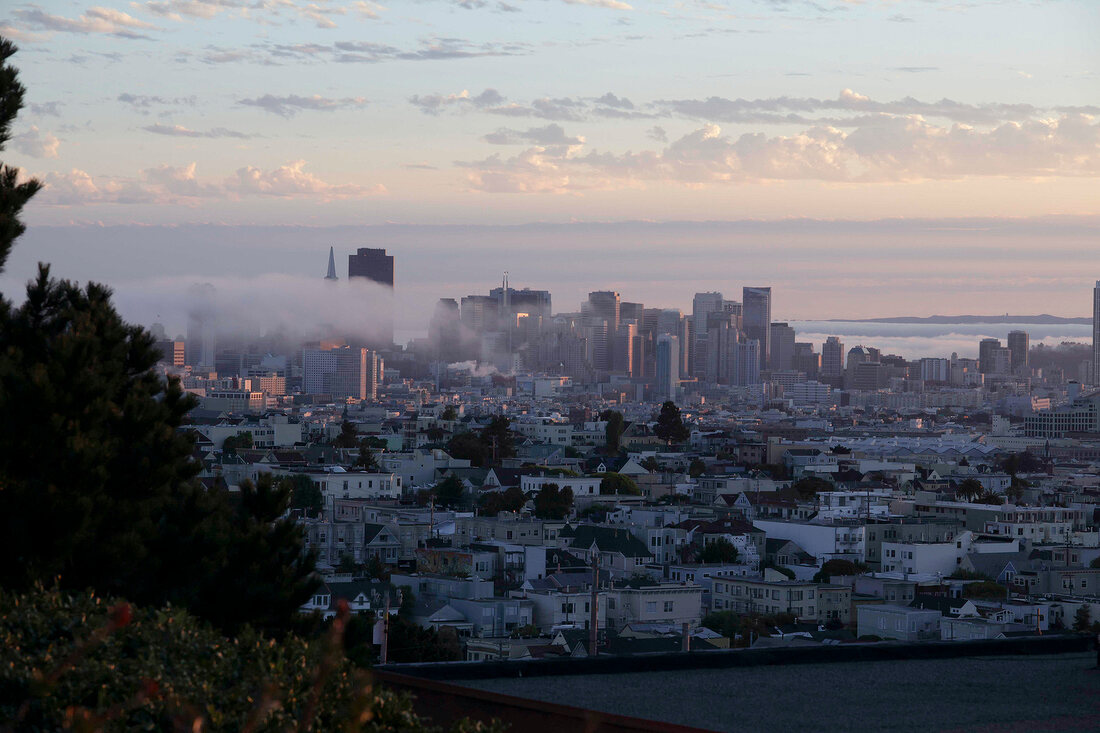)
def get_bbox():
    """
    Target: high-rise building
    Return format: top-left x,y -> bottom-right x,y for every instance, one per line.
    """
155,340 -> 185,367
821,336 -> 844,379
844,346 -> 872,390
347,248 -> 394,347
655,334 -> 679,401
302,346 -> 378,401
612,322 -> 637,376
460,295 -> 500,334
489,286 -> 552,320
620,301 -> 645,324
742,287 -> 771,372
793,342 -> 819,378
978,338 -> 1001,374
324,246 -> 338,281
429,298 -> 462,361
587,291 -> 621,331
691,292 -> 724,377
1007,330 -> 1029,372
586,291 -> 620,373
347,248 -> 394,287
1093,281 -> 1100,385
769,322 -> 796,372
733,339 -> 760,387
920,358 -> 950,383
704,310 -> 738,384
